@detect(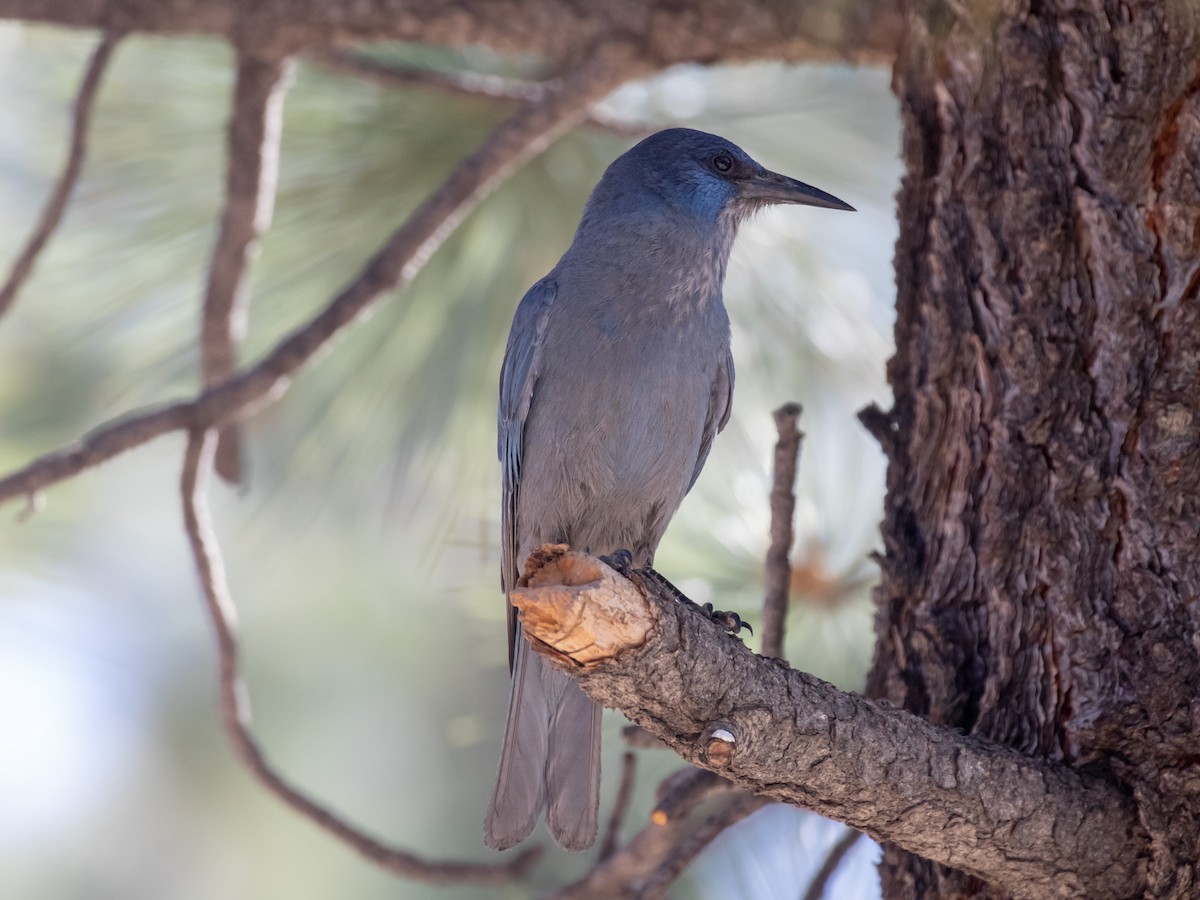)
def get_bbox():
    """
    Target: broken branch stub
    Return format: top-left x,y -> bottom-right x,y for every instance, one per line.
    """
509,545 -> 658,666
